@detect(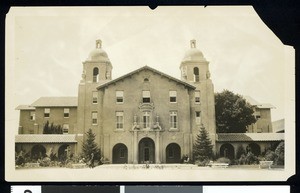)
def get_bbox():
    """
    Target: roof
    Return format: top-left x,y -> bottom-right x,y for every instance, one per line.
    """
31,97 -> 78,107
97,65 -> 196,90
243,96 -> 275,109
15,105 -> 35,110
216,133 -> 284,142
272,119 -> 285,133
15,134 -> 78,143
